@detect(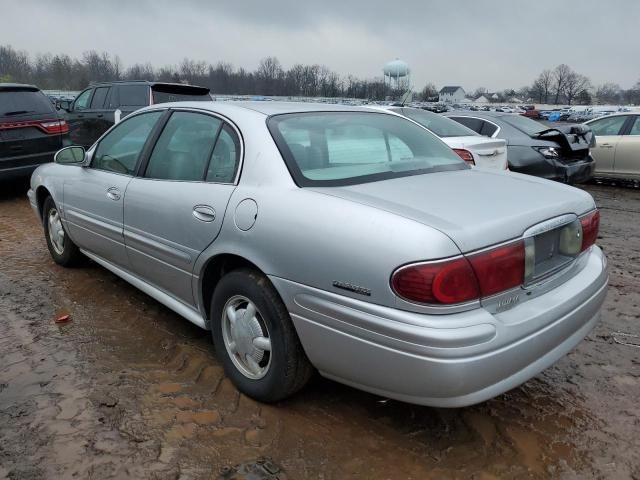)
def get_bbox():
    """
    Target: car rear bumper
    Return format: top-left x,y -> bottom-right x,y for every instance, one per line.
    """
0,151 -> 57,179
512,155 -> 595,184
270,246 -> 607,407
